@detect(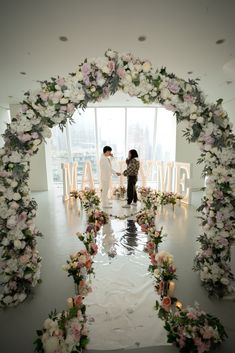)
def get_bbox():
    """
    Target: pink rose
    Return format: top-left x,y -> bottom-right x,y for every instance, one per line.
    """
18,133 -> 32,142
19,254 -> 30,264
74,295 -> 83,306
117,67 -> 126,78
56,77 -> 65,87
161,296 -> 172,311
107,60 -> 115,72
32,132 -> 39,139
